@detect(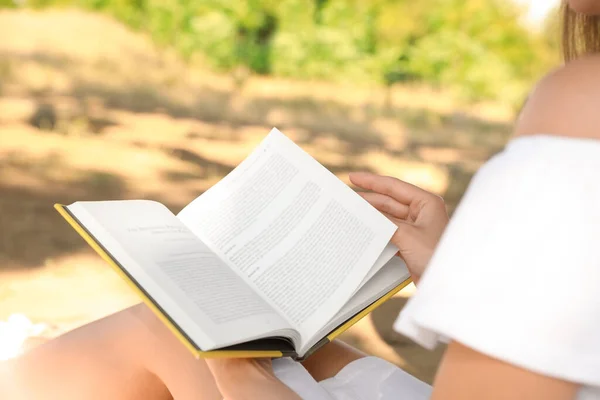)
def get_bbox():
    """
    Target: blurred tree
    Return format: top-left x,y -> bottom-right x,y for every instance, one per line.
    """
377,0 -> 555,104
7,0 -> 559,106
